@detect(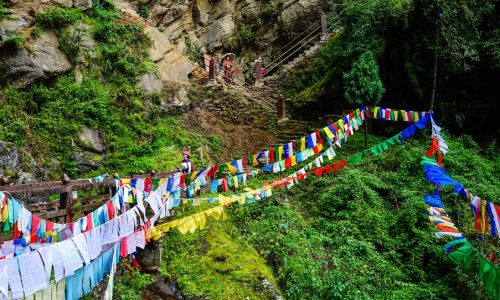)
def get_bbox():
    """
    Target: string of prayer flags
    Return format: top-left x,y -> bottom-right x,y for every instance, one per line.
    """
148,205 -> 227,240
369,106 -> 429,122
421,156 -> 500,239
430,112 -> 448,154
421,156 -> 500,300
